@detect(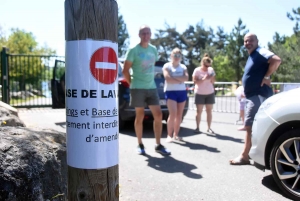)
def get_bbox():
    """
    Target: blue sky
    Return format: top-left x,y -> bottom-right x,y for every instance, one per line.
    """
0,0 -> 299,56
